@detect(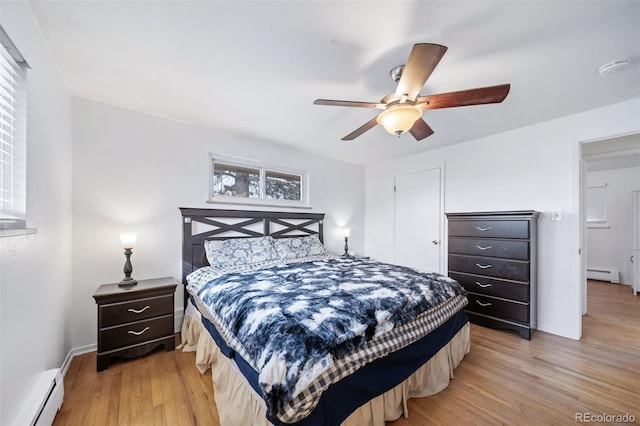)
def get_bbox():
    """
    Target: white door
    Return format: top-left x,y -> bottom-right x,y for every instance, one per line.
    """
394,167 -> 442,272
